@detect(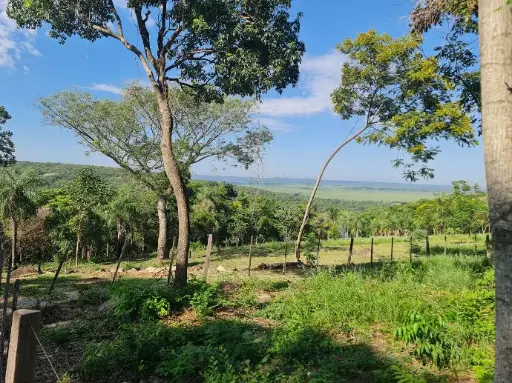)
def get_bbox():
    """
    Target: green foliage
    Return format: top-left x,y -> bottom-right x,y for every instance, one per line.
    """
189,283 -> 227,317
394,310 -> 456,367
332,30 -> 477,181
8,0 -> 304,100
0,105 -> 15,166
141,296 -> 171,321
